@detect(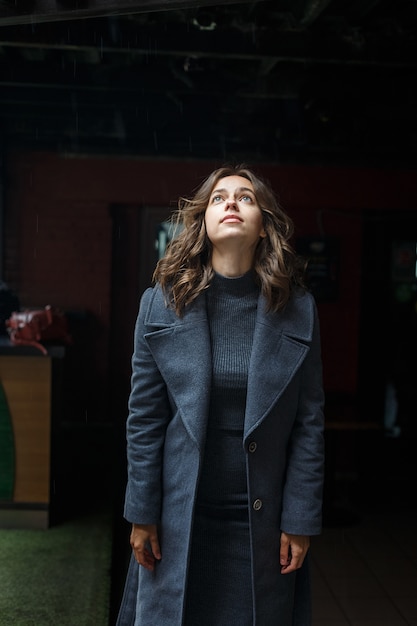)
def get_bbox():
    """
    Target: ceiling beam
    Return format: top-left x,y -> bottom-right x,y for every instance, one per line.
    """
0,0 -> 262,26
